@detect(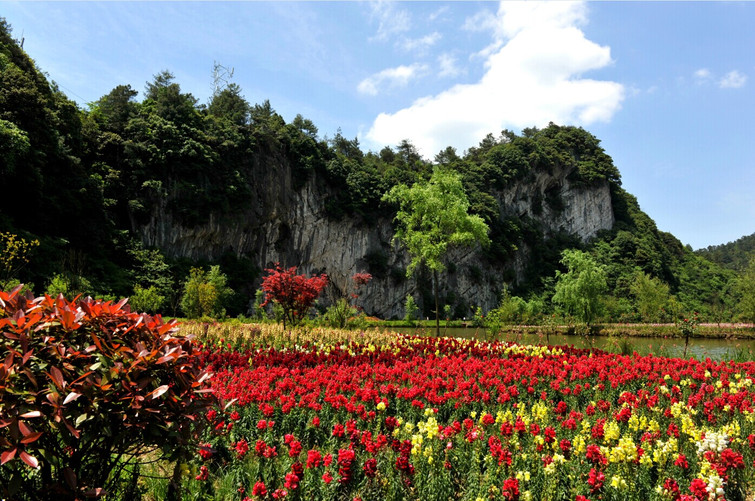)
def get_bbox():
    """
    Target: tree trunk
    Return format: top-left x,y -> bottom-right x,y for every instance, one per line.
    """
433,269 -> 440,337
